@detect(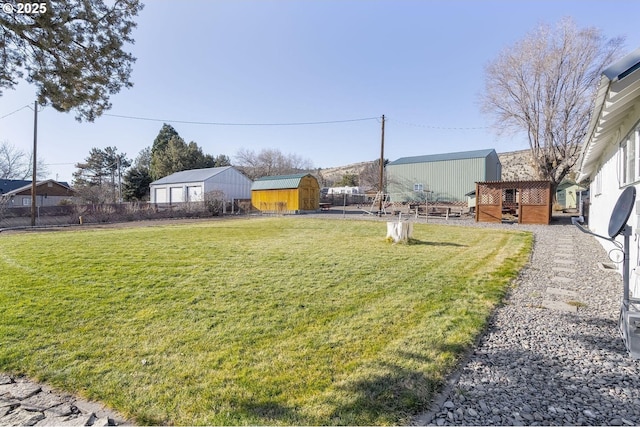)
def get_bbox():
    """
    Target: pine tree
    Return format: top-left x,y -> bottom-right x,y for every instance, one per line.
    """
0,0 -> 143,121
